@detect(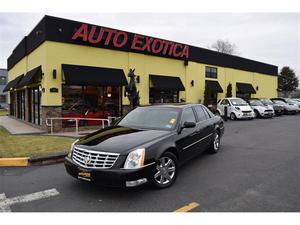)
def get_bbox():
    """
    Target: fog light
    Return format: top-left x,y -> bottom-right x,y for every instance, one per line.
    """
126,178 -> 147,187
